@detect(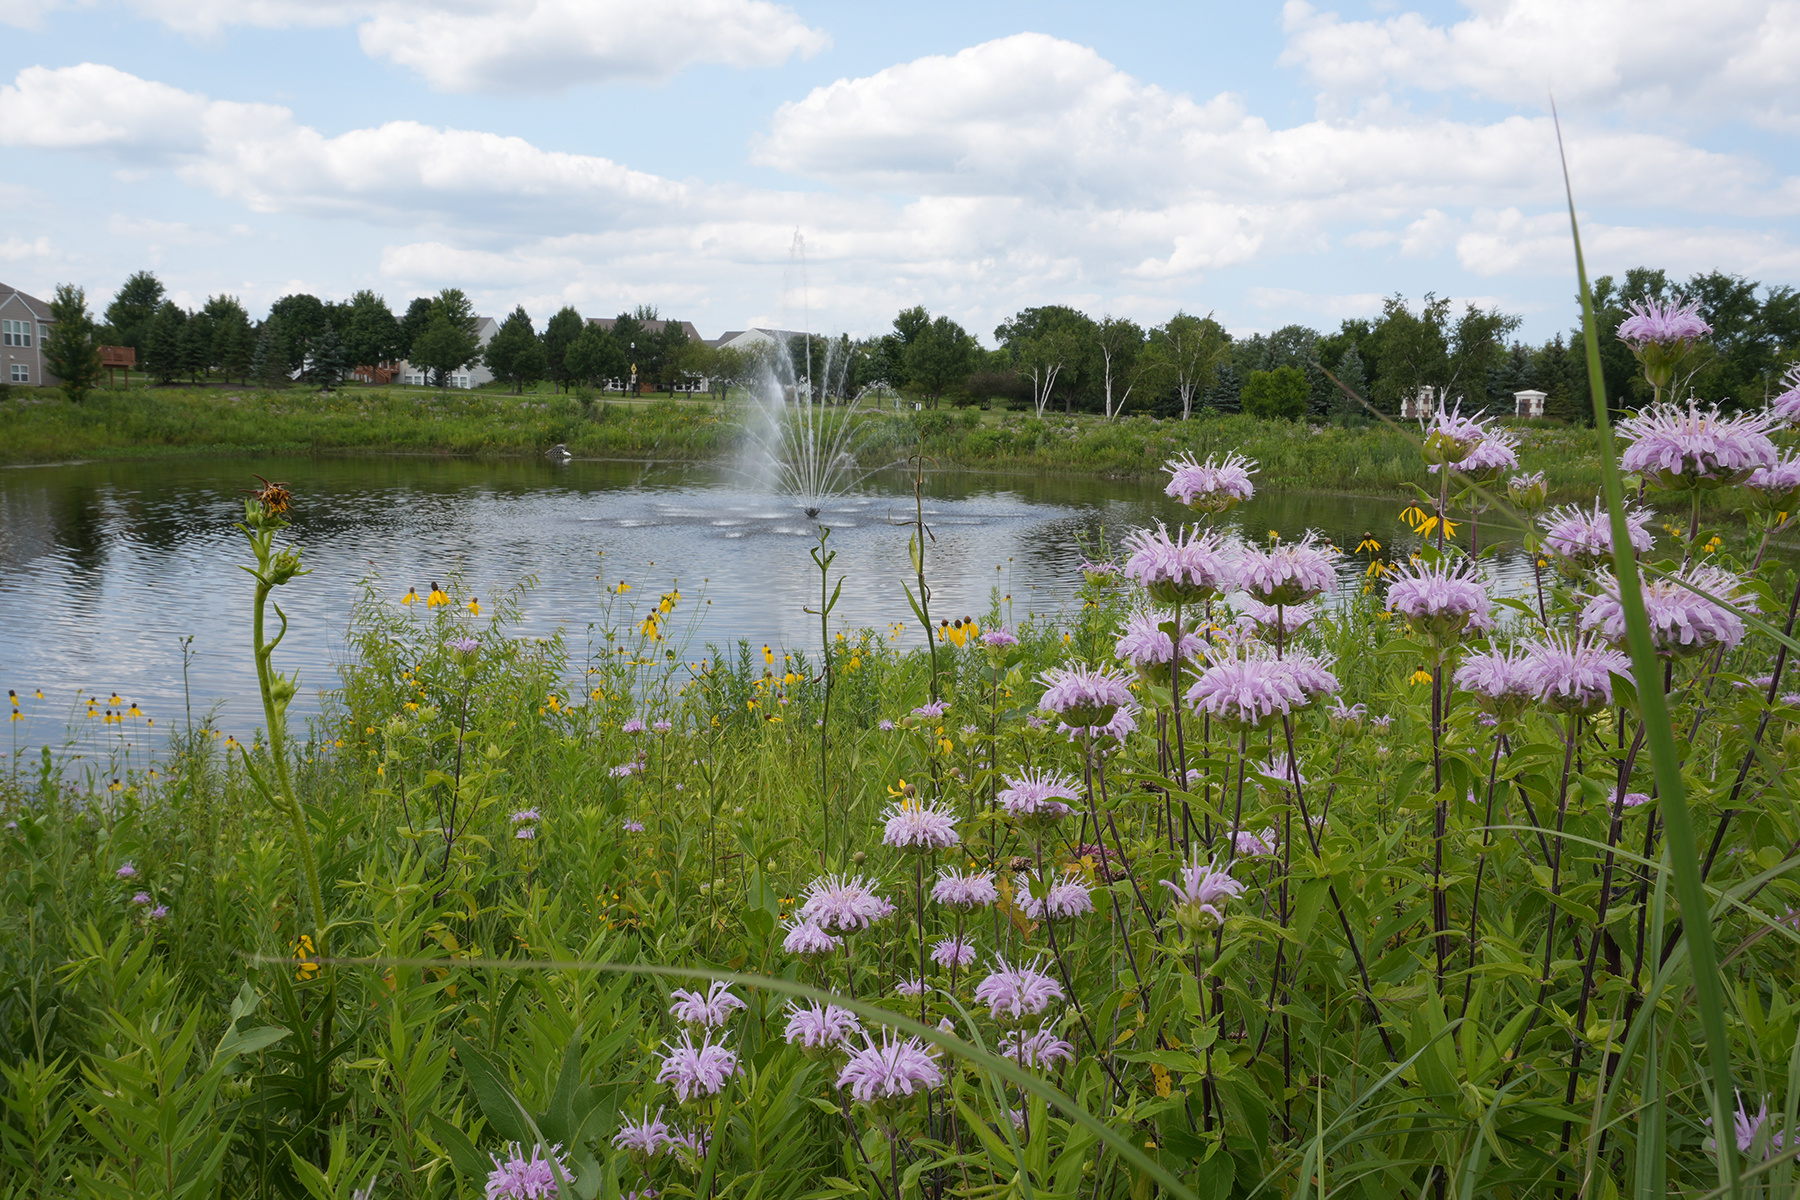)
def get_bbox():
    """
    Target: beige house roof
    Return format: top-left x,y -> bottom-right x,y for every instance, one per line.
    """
0,284 -> 52,319
587,316 -> 706,343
